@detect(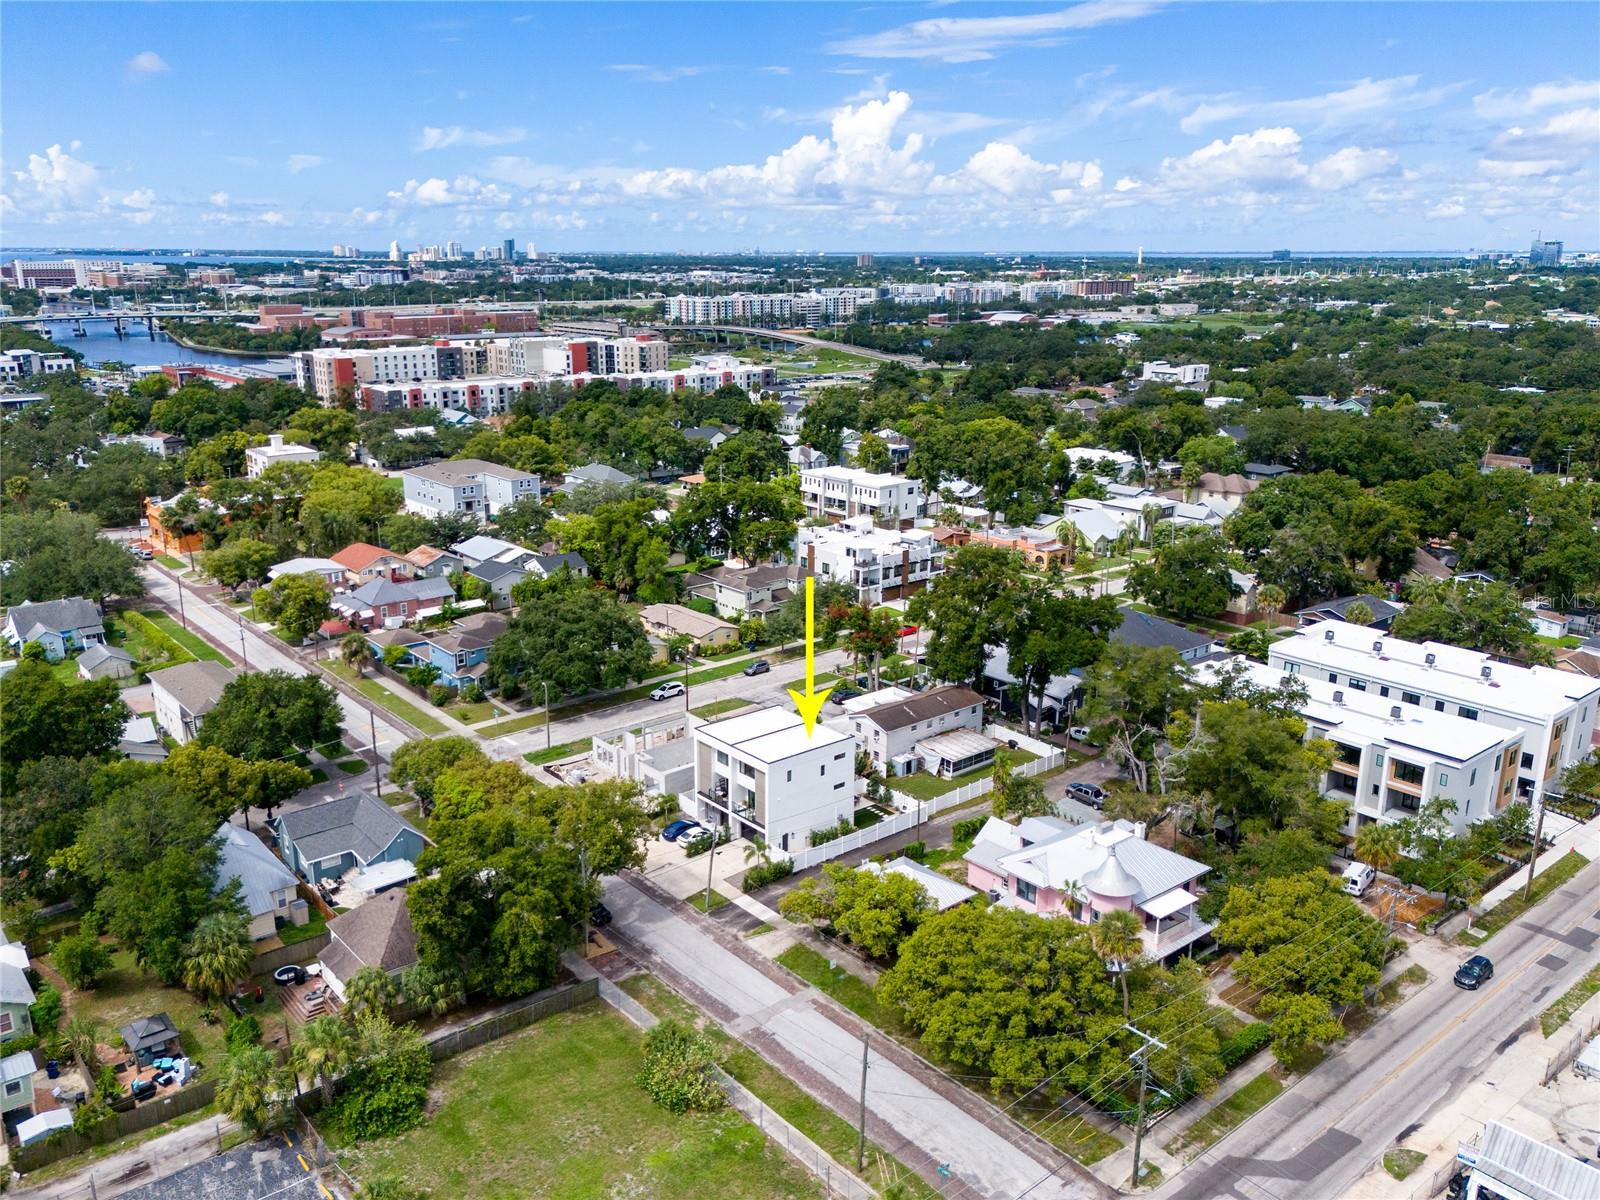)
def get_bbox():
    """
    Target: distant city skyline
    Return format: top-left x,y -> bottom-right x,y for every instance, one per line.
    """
2,2 -> 1596,252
